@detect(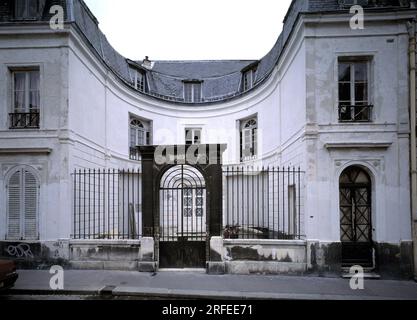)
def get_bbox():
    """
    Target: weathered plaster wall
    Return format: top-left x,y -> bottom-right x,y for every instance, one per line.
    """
303,18 -> 411,244
0,28 -> 71,241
